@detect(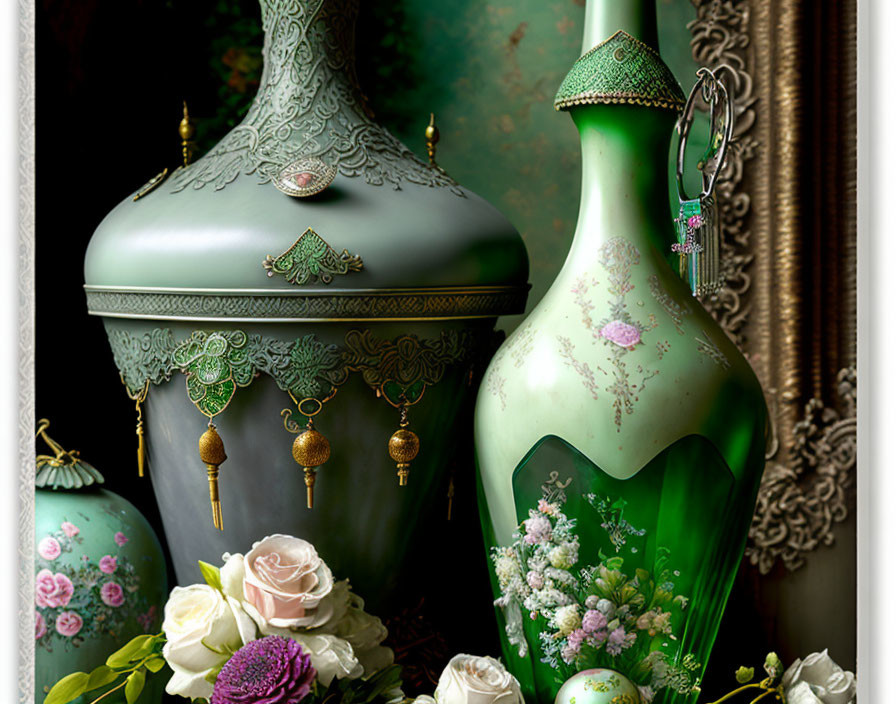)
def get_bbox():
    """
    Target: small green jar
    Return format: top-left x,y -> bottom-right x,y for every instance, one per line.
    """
34,421 -> 167,704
